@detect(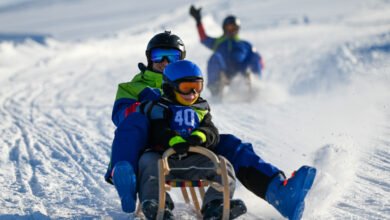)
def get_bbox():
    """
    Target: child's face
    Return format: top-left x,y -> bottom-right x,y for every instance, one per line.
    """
174,79 -> 203,106
175,91 -> 199,106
